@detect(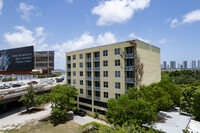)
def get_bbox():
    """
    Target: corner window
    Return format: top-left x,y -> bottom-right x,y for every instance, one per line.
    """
103,81 -> 108,88
103,71 -> 108,77
115,60 -> 120,66
103,50 -> 108,56
103,60 -> 108,67
115,71 -> 120,78
79,54 -> 83,59
104,92 -> 108,98
115,48 -> 120,55
115,82 -> 121,89
73,55 -> 76,60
